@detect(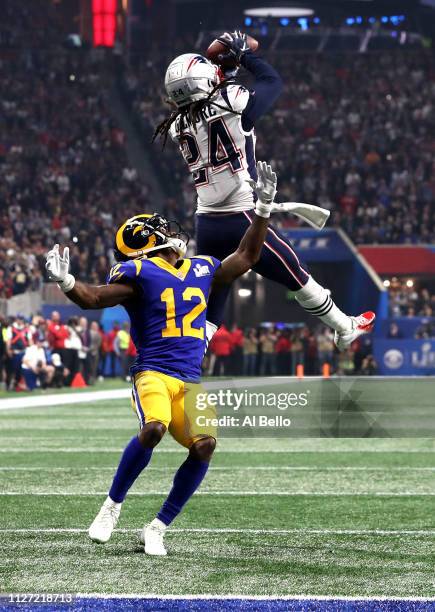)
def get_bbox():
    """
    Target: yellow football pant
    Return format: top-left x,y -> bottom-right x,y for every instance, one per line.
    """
131,370 -> 216,449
